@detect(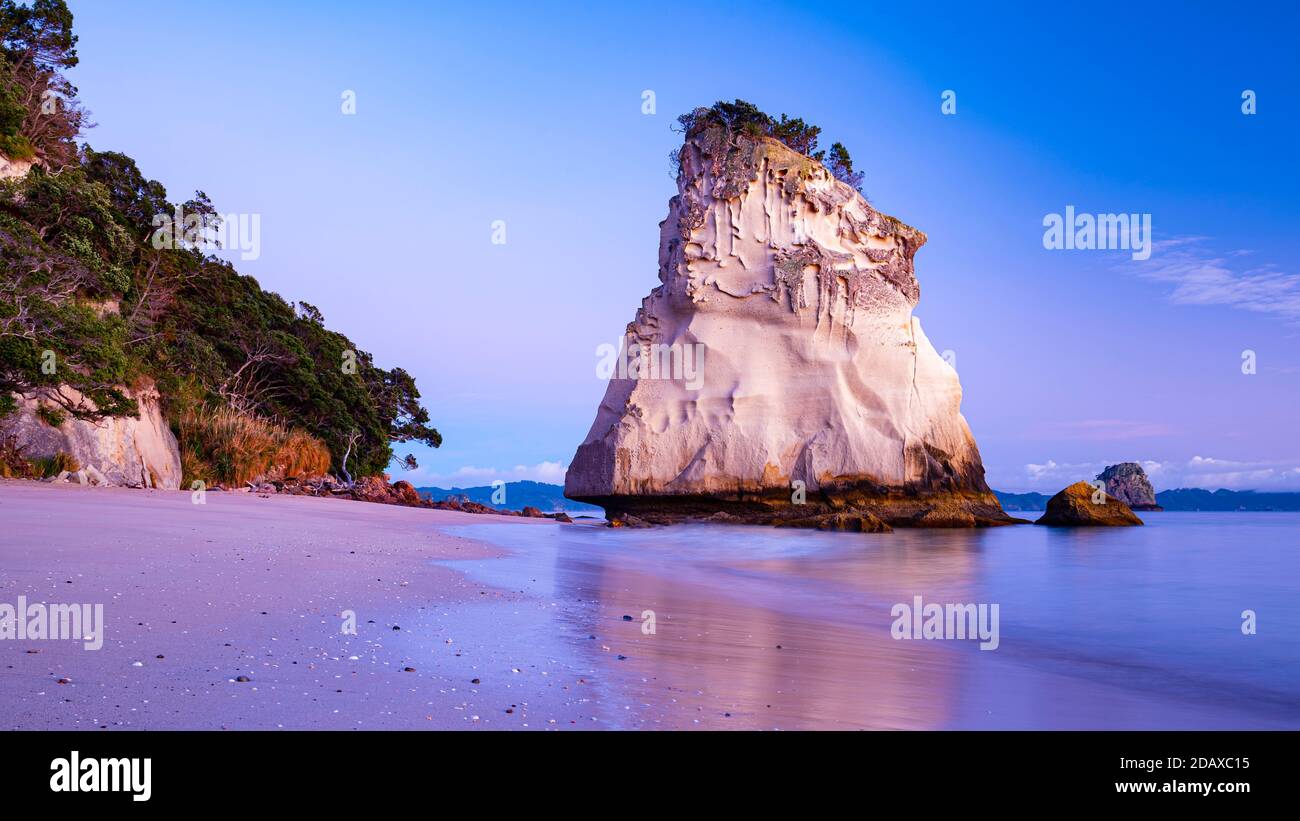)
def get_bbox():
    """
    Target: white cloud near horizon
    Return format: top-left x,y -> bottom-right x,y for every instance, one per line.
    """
1003,456 -> 1300,493
1132,237 -> 1300,320
394,460 -> 568,488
